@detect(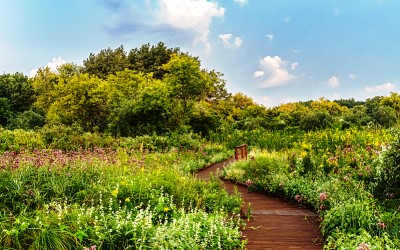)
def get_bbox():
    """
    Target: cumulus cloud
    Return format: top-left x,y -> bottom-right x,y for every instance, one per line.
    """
255,56 -> 297,88
291,62 -> 298,70
234,37 -> 243,47
234,0 -> 248,7
29,57 -> 67,77
265,34 -> 274,41
365,82 -> 395,94
156,0 -> 225,44
328,76 -> 340,88
102,0 -> 225,49
218,33 -> 243,48
253,71 -> 264,78
218,34 -> 232,46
